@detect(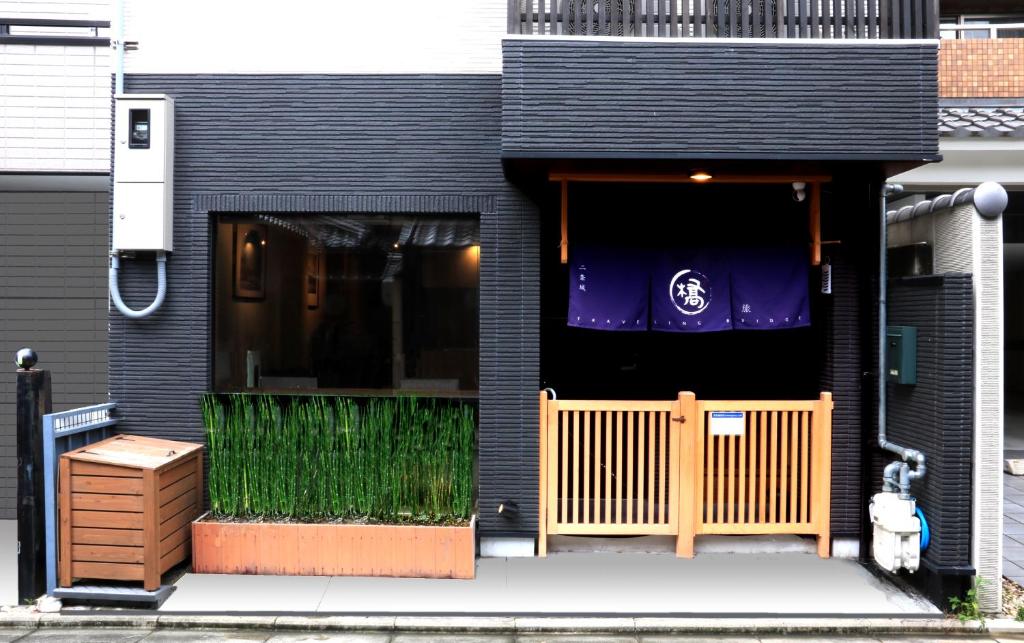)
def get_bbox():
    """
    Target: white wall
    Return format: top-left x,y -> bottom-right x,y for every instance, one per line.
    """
891,139 -> 1024,189
123,0 -> 505,75
0,1 -> 111,173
